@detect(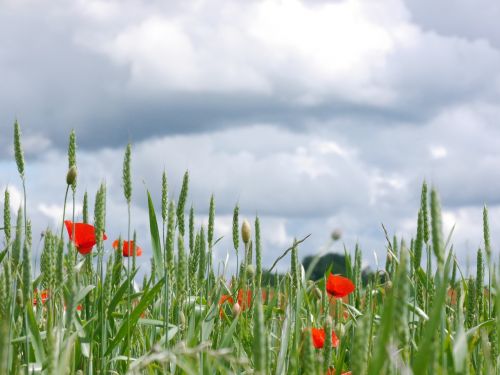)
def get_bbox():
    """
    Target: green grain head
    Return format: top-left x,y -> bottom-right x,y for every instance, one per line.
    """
352,312 -> 370,375
291,239 -> 299,291
255,216 -> 262,288
56,238 -> 64,287
12,206 -> 23,269
22,221 -> 32,305
354,243 -> 362,308
414,209 -> 424,270
323,315 -> 333,373
177,235 -> 187,304
189,231 -> 200,287
40,230 -> 56,291
67,130 -> 77,191
122,143 -> 132,204
166,200 -> 176,277
208,194 -> 215,249
13,120 -> 25,179
82,191 -> 88,224
476,248 -> 484,319
0,272 -> 6,319
198,226 -> 207,285
232,204 -> 239,251
253,292 -> 267,375
421,181 -> 429,244
189,205 -> 194,254
176,170 -> 189,236
483,205 -> 491,261
430,188 -> 444,265
466,278 -> 476,328
162,170 -> 168,223
3,189 -> 11,246
94,184 -> 106,249
302,328 -> 318,375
